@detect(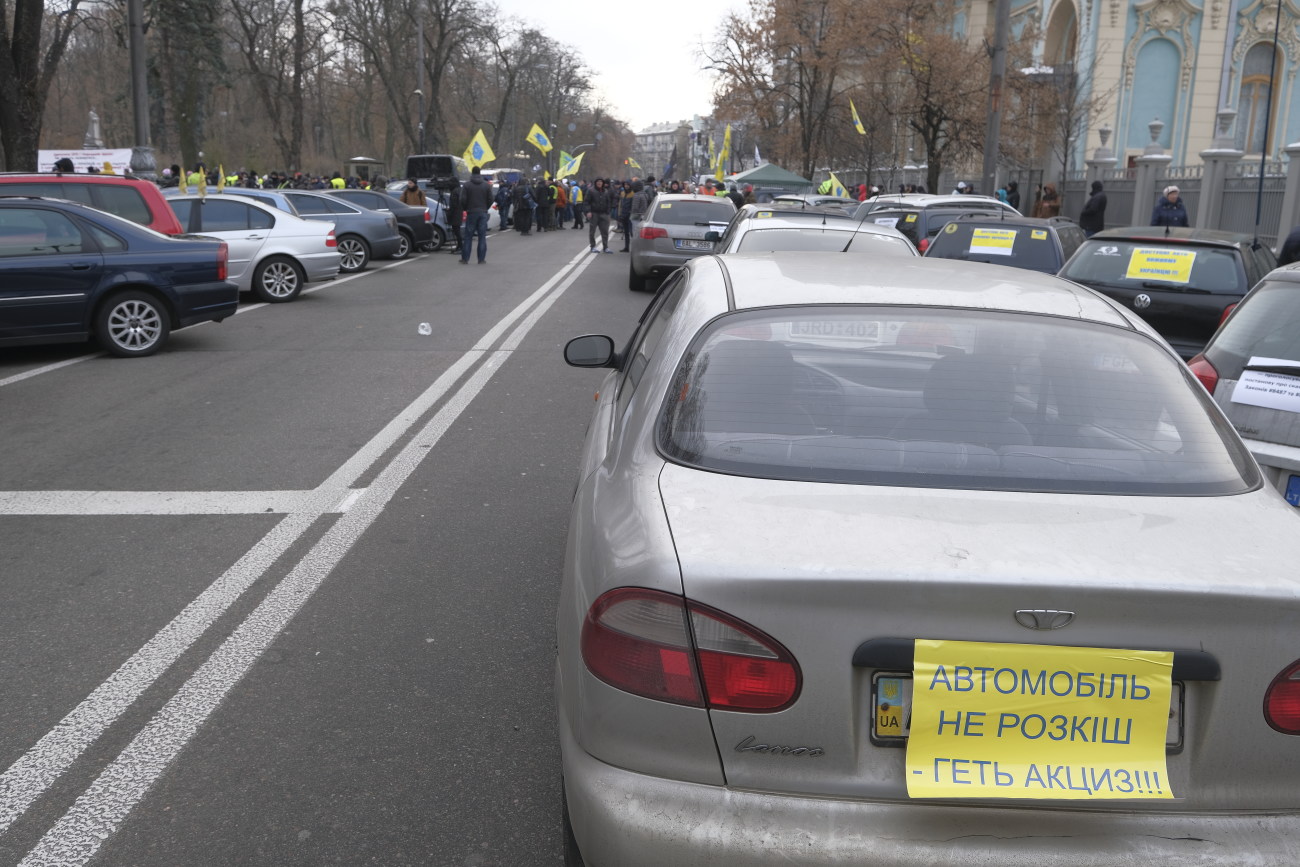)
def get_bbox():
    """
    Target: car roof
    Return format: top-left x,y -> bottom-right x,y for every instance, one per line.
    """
946,214 -> 1076,229
710,253 -> 1134,326
0,172 -> 153,185
1260,262 -> 1300,283
653,193 -> 735,203
733,216 -> 905,235
164,192 -> 282,212
739,203 -> 857,220
1090,226 -> 1256,247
